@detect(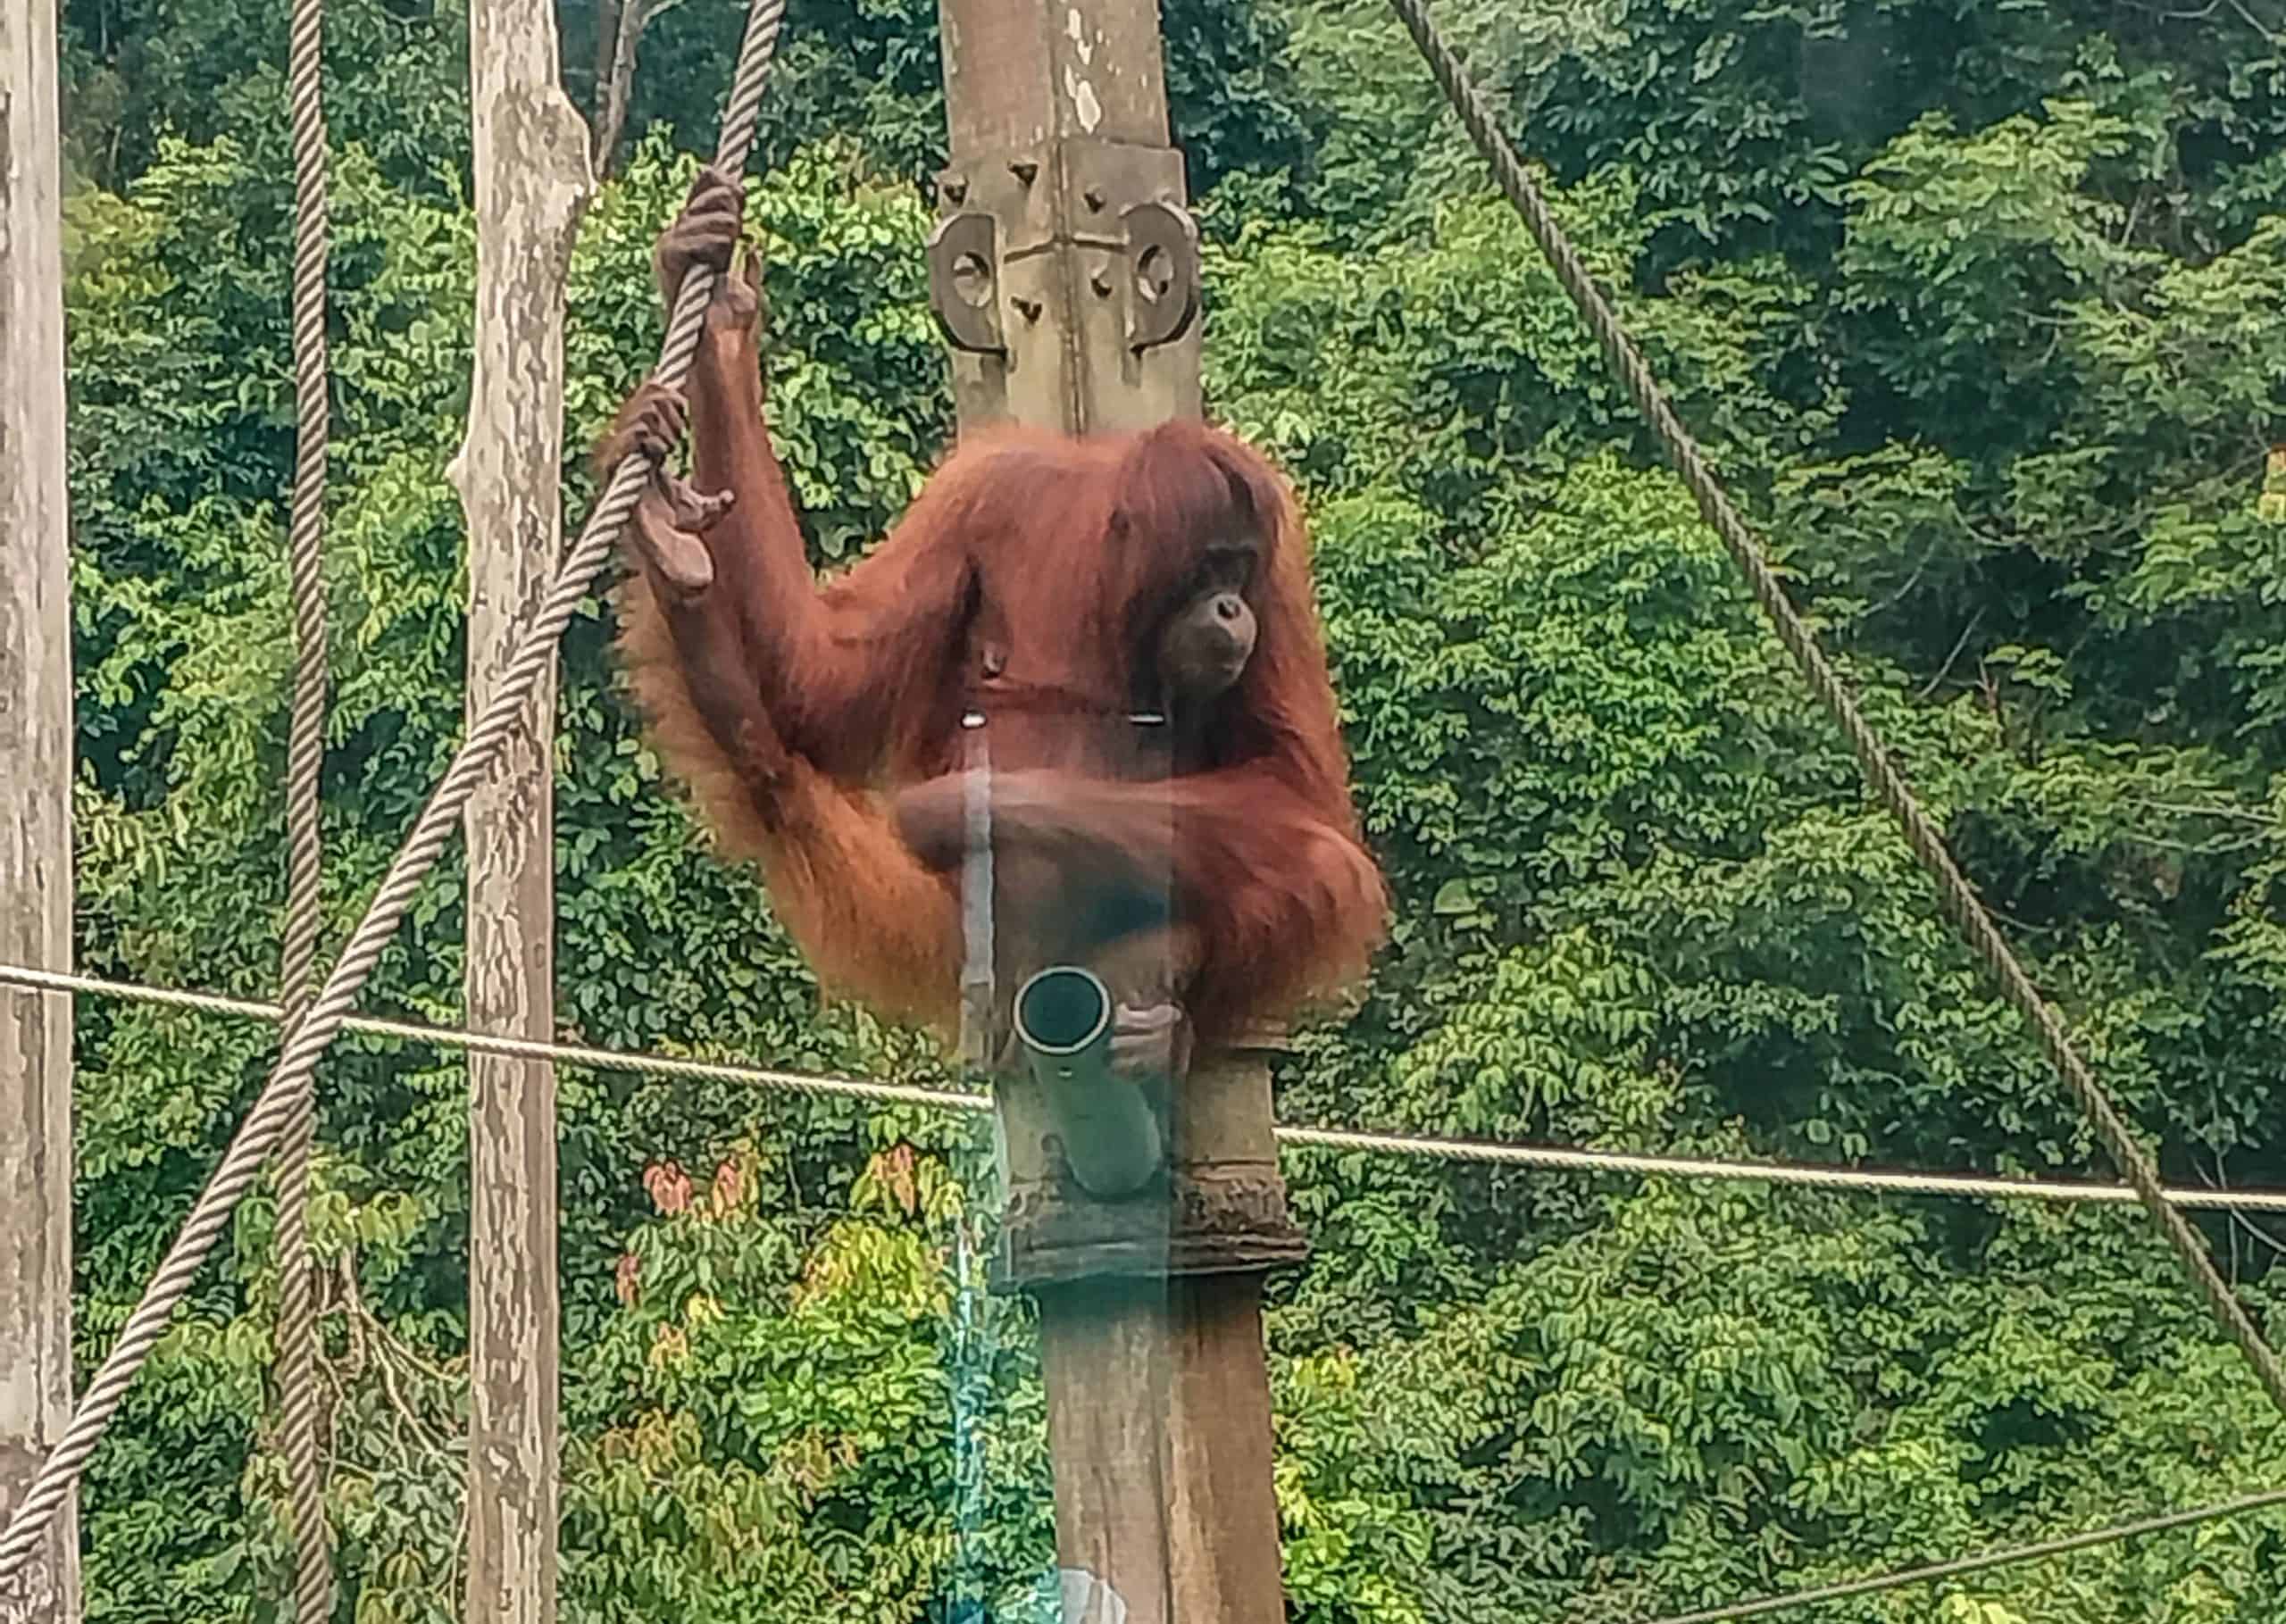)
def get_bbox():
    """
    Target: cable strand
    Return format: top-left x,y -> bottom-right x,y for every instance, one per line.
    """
14,962 -> 2286,1213
1634,1487 -> 2286,1624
